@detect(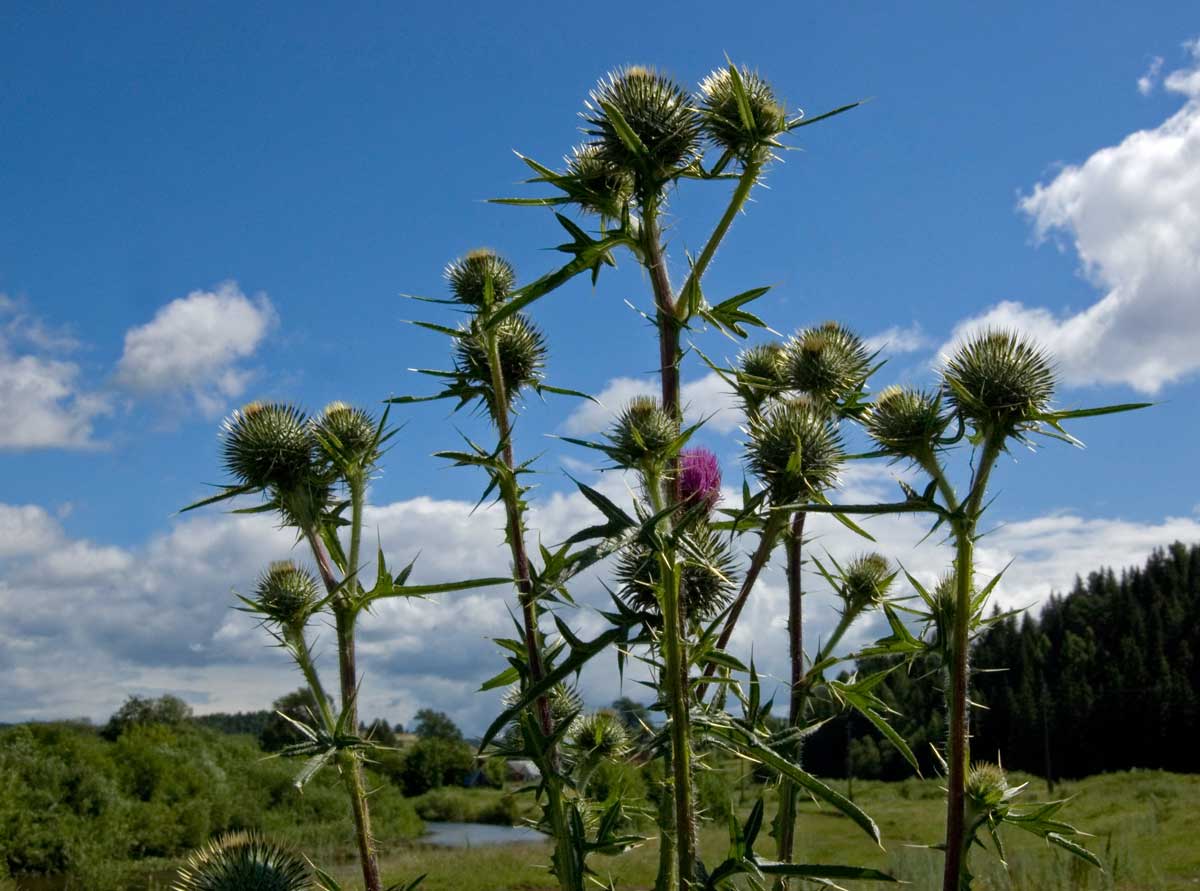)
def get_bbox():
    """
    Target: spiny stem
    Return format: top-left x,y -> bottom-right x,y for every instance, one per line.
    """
941,436 -> 1002,891
774,511 -> 807,883
677,161 -> 762,317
